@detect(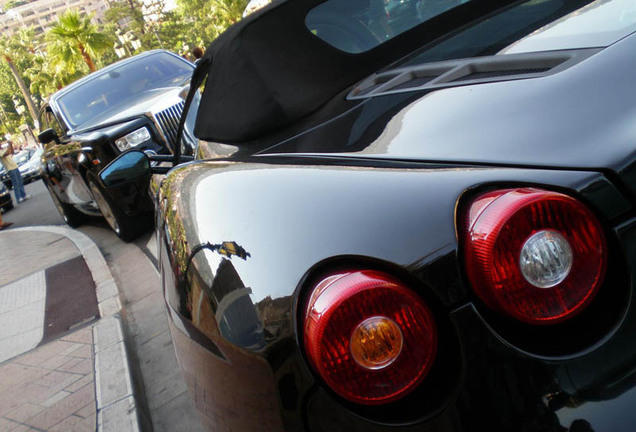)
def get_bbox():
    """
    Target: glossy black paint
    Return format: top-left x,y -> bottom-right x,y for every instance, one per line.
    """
267,34 -> 636,187
39,51 -> 195,239
150,1 -> 636,431
154,155 -> 636,430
